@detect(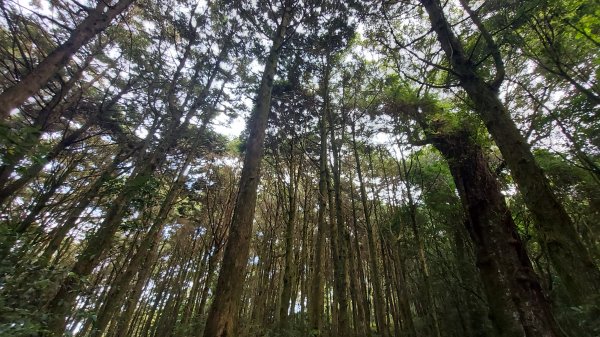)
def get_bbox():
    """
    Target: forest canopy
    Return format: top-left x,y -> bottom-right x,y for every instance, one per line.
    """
0,0 -> 598,337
